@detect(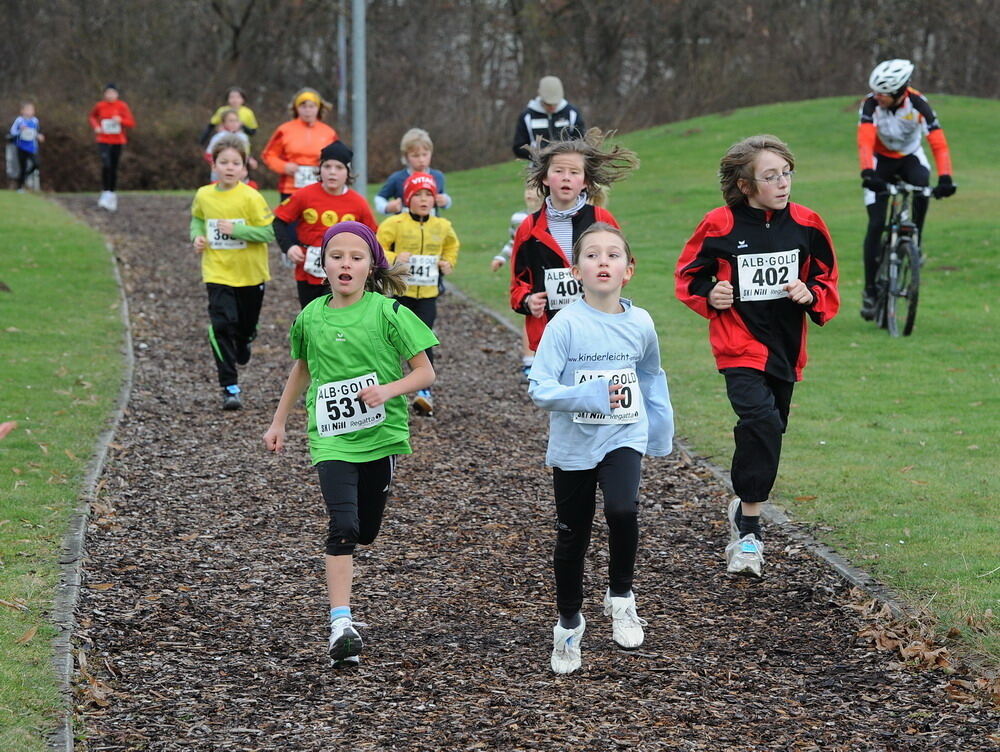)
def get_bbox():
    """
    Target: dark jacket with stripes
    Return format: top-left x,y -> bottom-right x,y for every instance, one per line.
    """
512,98 -> 585,159
675,201 -> 839,382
